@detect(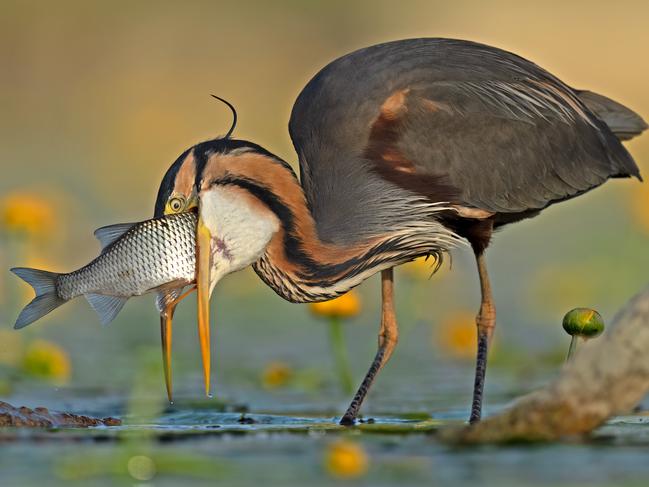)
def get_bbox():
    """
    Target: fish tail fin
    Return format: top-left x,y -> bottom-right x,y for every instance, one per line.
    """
10,267 -> 67,329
